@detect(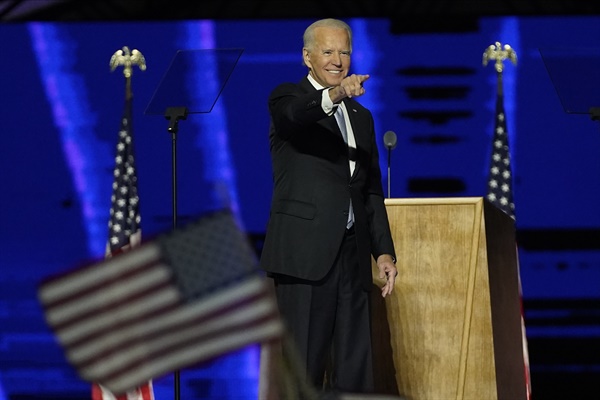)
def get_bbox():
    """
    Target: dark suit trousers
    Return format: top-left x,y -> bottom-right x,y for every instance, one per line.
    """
273,228 -> 374,393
